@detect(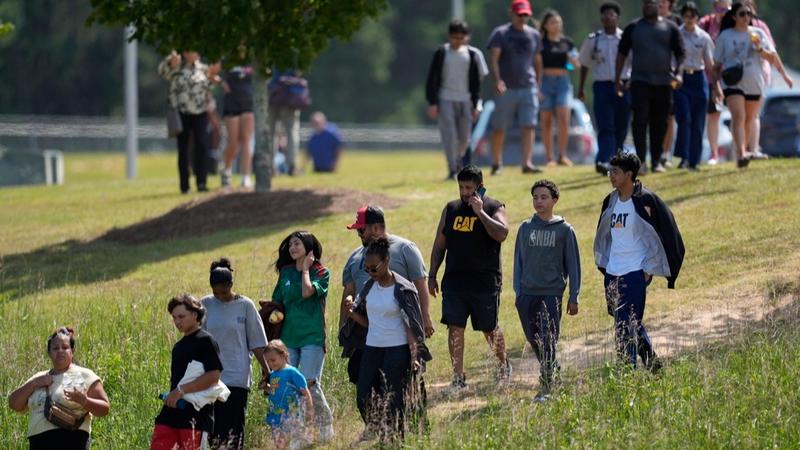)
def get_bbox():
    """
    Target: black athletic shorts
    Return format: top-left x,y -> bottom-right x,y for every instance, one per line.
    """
441,291 -> 500,332
723,88 -> 761,102
222,94 -> 254,117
